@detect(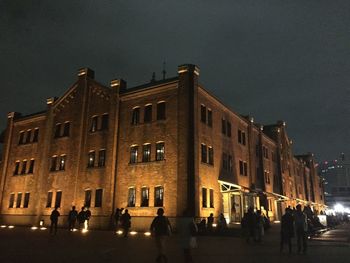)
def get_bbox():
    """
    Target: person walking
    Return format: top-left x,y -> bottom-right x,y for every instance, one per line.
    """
50,206 -> 60,235
68,206 -> 78,231
150,208 -> 172,263
217,213 -> 227,233
85,207 -> 91,229
207,213 -> 214,233
241,207 -> 256,243
114,208 -> 121,230
77,207 -> 86,230
255,210 -> 264,242
280,208 -> 294,253
295,204 -> 308,254
120,209 -> 131,237
179,215 -> 198,263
